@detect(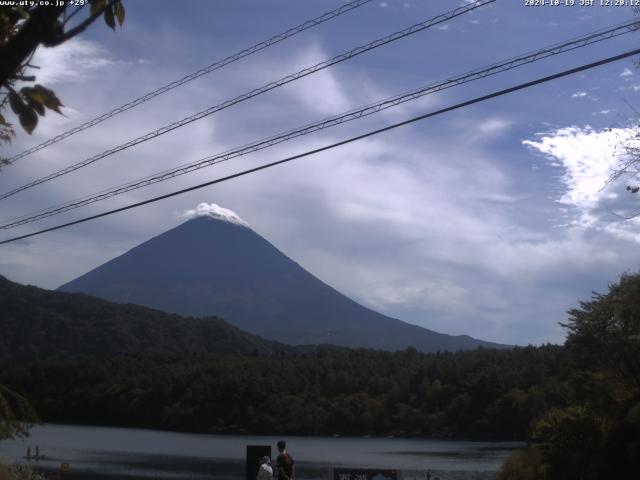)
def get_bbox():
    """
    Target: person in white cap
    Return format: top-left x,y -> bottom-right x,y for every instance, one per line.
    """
257,456 -> 273,480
